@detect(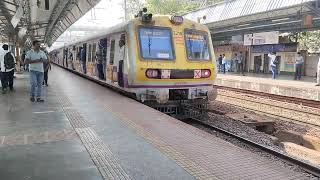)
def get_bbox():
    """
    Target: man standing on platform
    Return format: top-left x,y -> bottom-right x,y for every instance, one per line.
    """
294,52 -> 304,80
0,44 -> 16,94
316,54 -> 320,86
238,52 -> 245,75
25,40 -> 47,102
268,52 -> 277,79
217,54 -> 222,73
